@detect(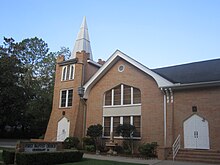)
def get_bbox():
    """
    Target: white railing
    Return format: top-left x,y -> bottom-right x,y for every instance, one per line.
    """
172,134 -> 180,161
